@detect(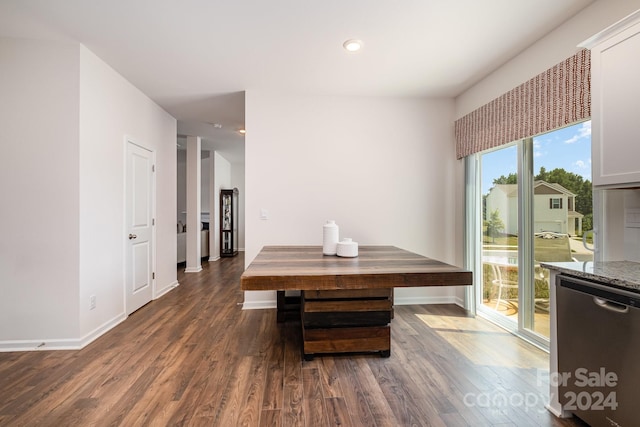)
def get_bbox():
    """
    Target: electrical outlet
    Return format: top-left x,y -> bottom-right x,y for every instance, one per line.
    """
89,295 -> 96,310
